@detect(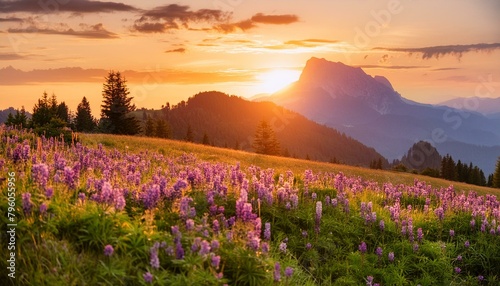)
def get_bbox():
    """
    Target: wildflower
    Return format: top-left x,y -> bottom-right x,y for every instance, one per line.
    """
211,240 -> 220,250
150,245 -> 160,269
199,240 -> 211,256
359,241 -> 367,254
264,222 -> 271,240
186,219 -> 195,231
261,242 -> 270,254
39,203 -> 48,215
454,267 -> 461,274
366,276 -> 374,286
274,262 -> 281,282
464,240 -> 470,248
302,230 -> 308,238
22,193 -> 32,214
143,272 -> 153,283
417,228 -> 423,242
457,255 -> 462,261
306,243 -> 312,250
413,243 -> 419,252
175,242 -> 185,259
434,207 -> 444,221
285,267 -> 293,278
211,255 -> 221,269
78,192 -> 85,202
311,192 -> 317,200
104,244 -> 114,256
449,229 -> 455,237
45,187 -> 54,199
279,242 -> 287,253
375,247 -> 383,258
315,201 -> 322,234
379,220 -> 385,232
388,252 -> 395,262
213,219 -> 220,234
478,275 -> 484,281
